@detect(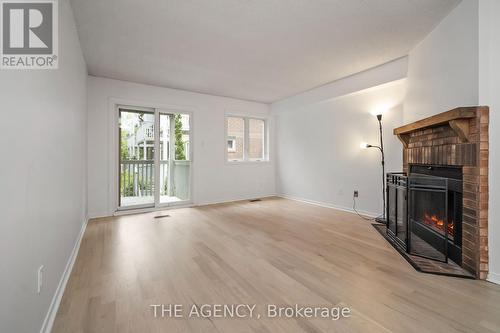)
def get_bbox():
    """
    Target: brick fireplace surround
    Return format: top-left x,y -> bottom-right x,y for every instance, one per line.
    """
394,107 -> 489,279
